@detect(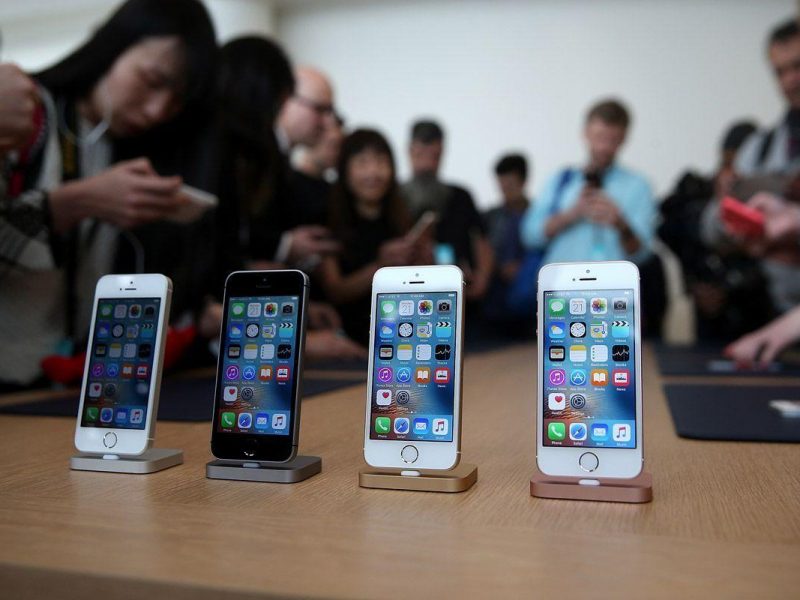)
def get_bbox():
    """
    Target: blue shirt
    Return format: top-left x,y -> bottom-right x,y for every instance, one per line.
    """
520,165 -> 656,264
